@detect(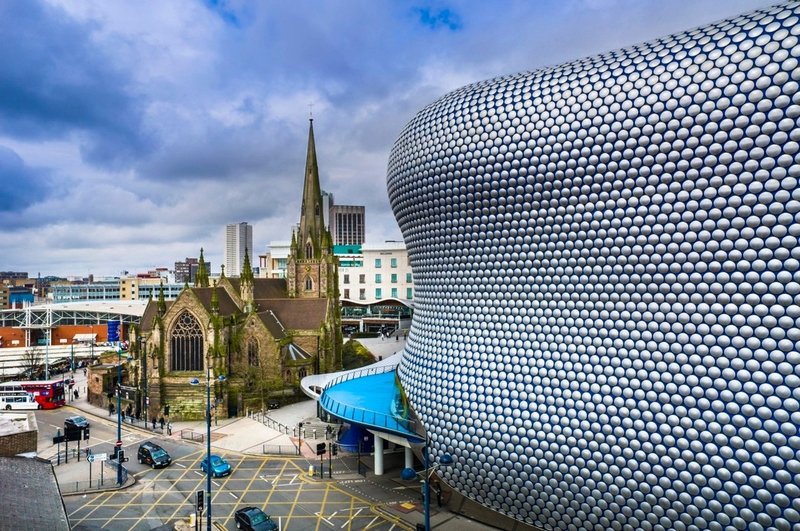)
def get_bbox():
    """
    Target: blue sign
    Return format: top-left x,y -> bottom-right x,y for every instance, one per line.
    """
108,320 -> 120,342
